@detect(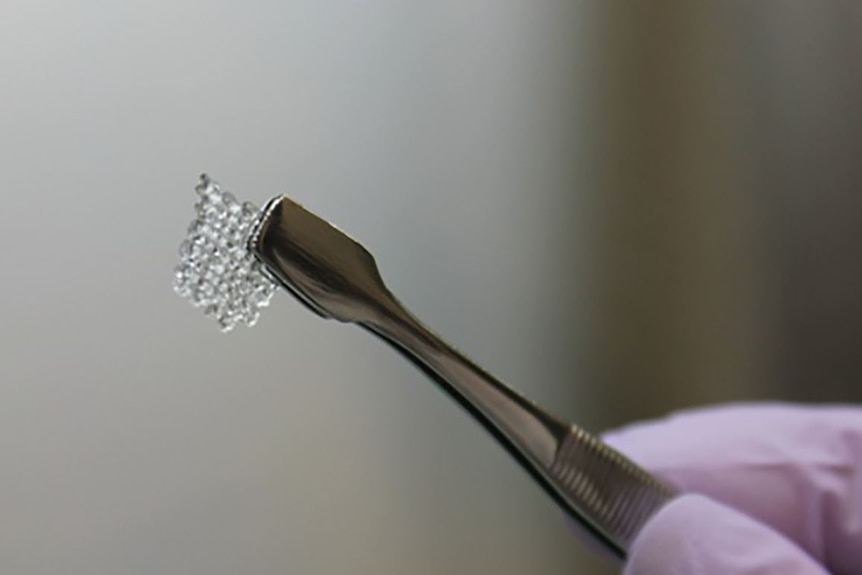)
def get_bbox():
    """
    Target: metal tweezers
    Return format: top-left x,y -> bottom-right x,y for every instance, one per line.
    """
245,194 -> 677,560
